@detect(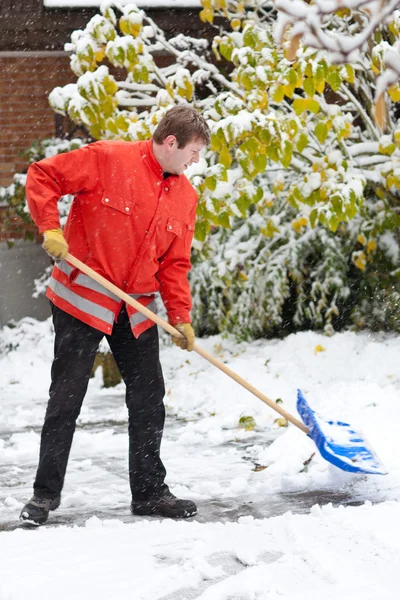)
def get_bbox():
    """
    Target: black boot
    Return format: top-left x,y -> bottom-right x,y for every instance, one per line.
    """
19,495 -> 61,525
131,491 -> 197,518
